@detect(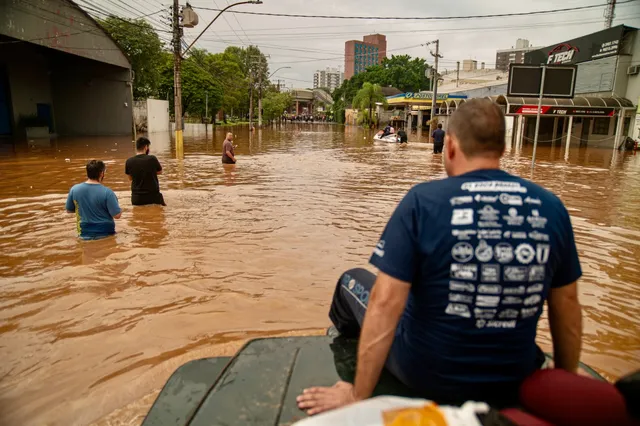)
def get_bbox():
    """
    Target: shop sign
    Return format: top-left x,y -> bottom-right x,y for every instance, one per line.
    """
510,105 -> 615,116
525,26 -> 626,65
405,92 -> 448,100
